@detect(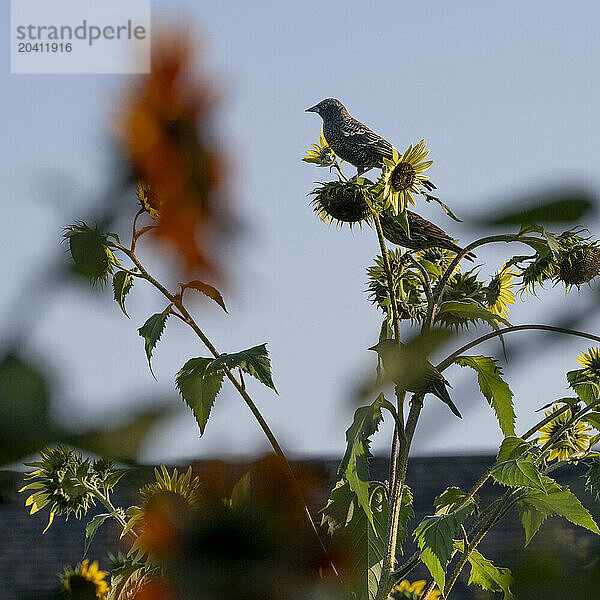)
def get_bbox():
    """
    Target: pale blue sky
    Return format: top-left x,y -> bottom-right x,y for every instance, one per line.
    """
3,1 -> 600,463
